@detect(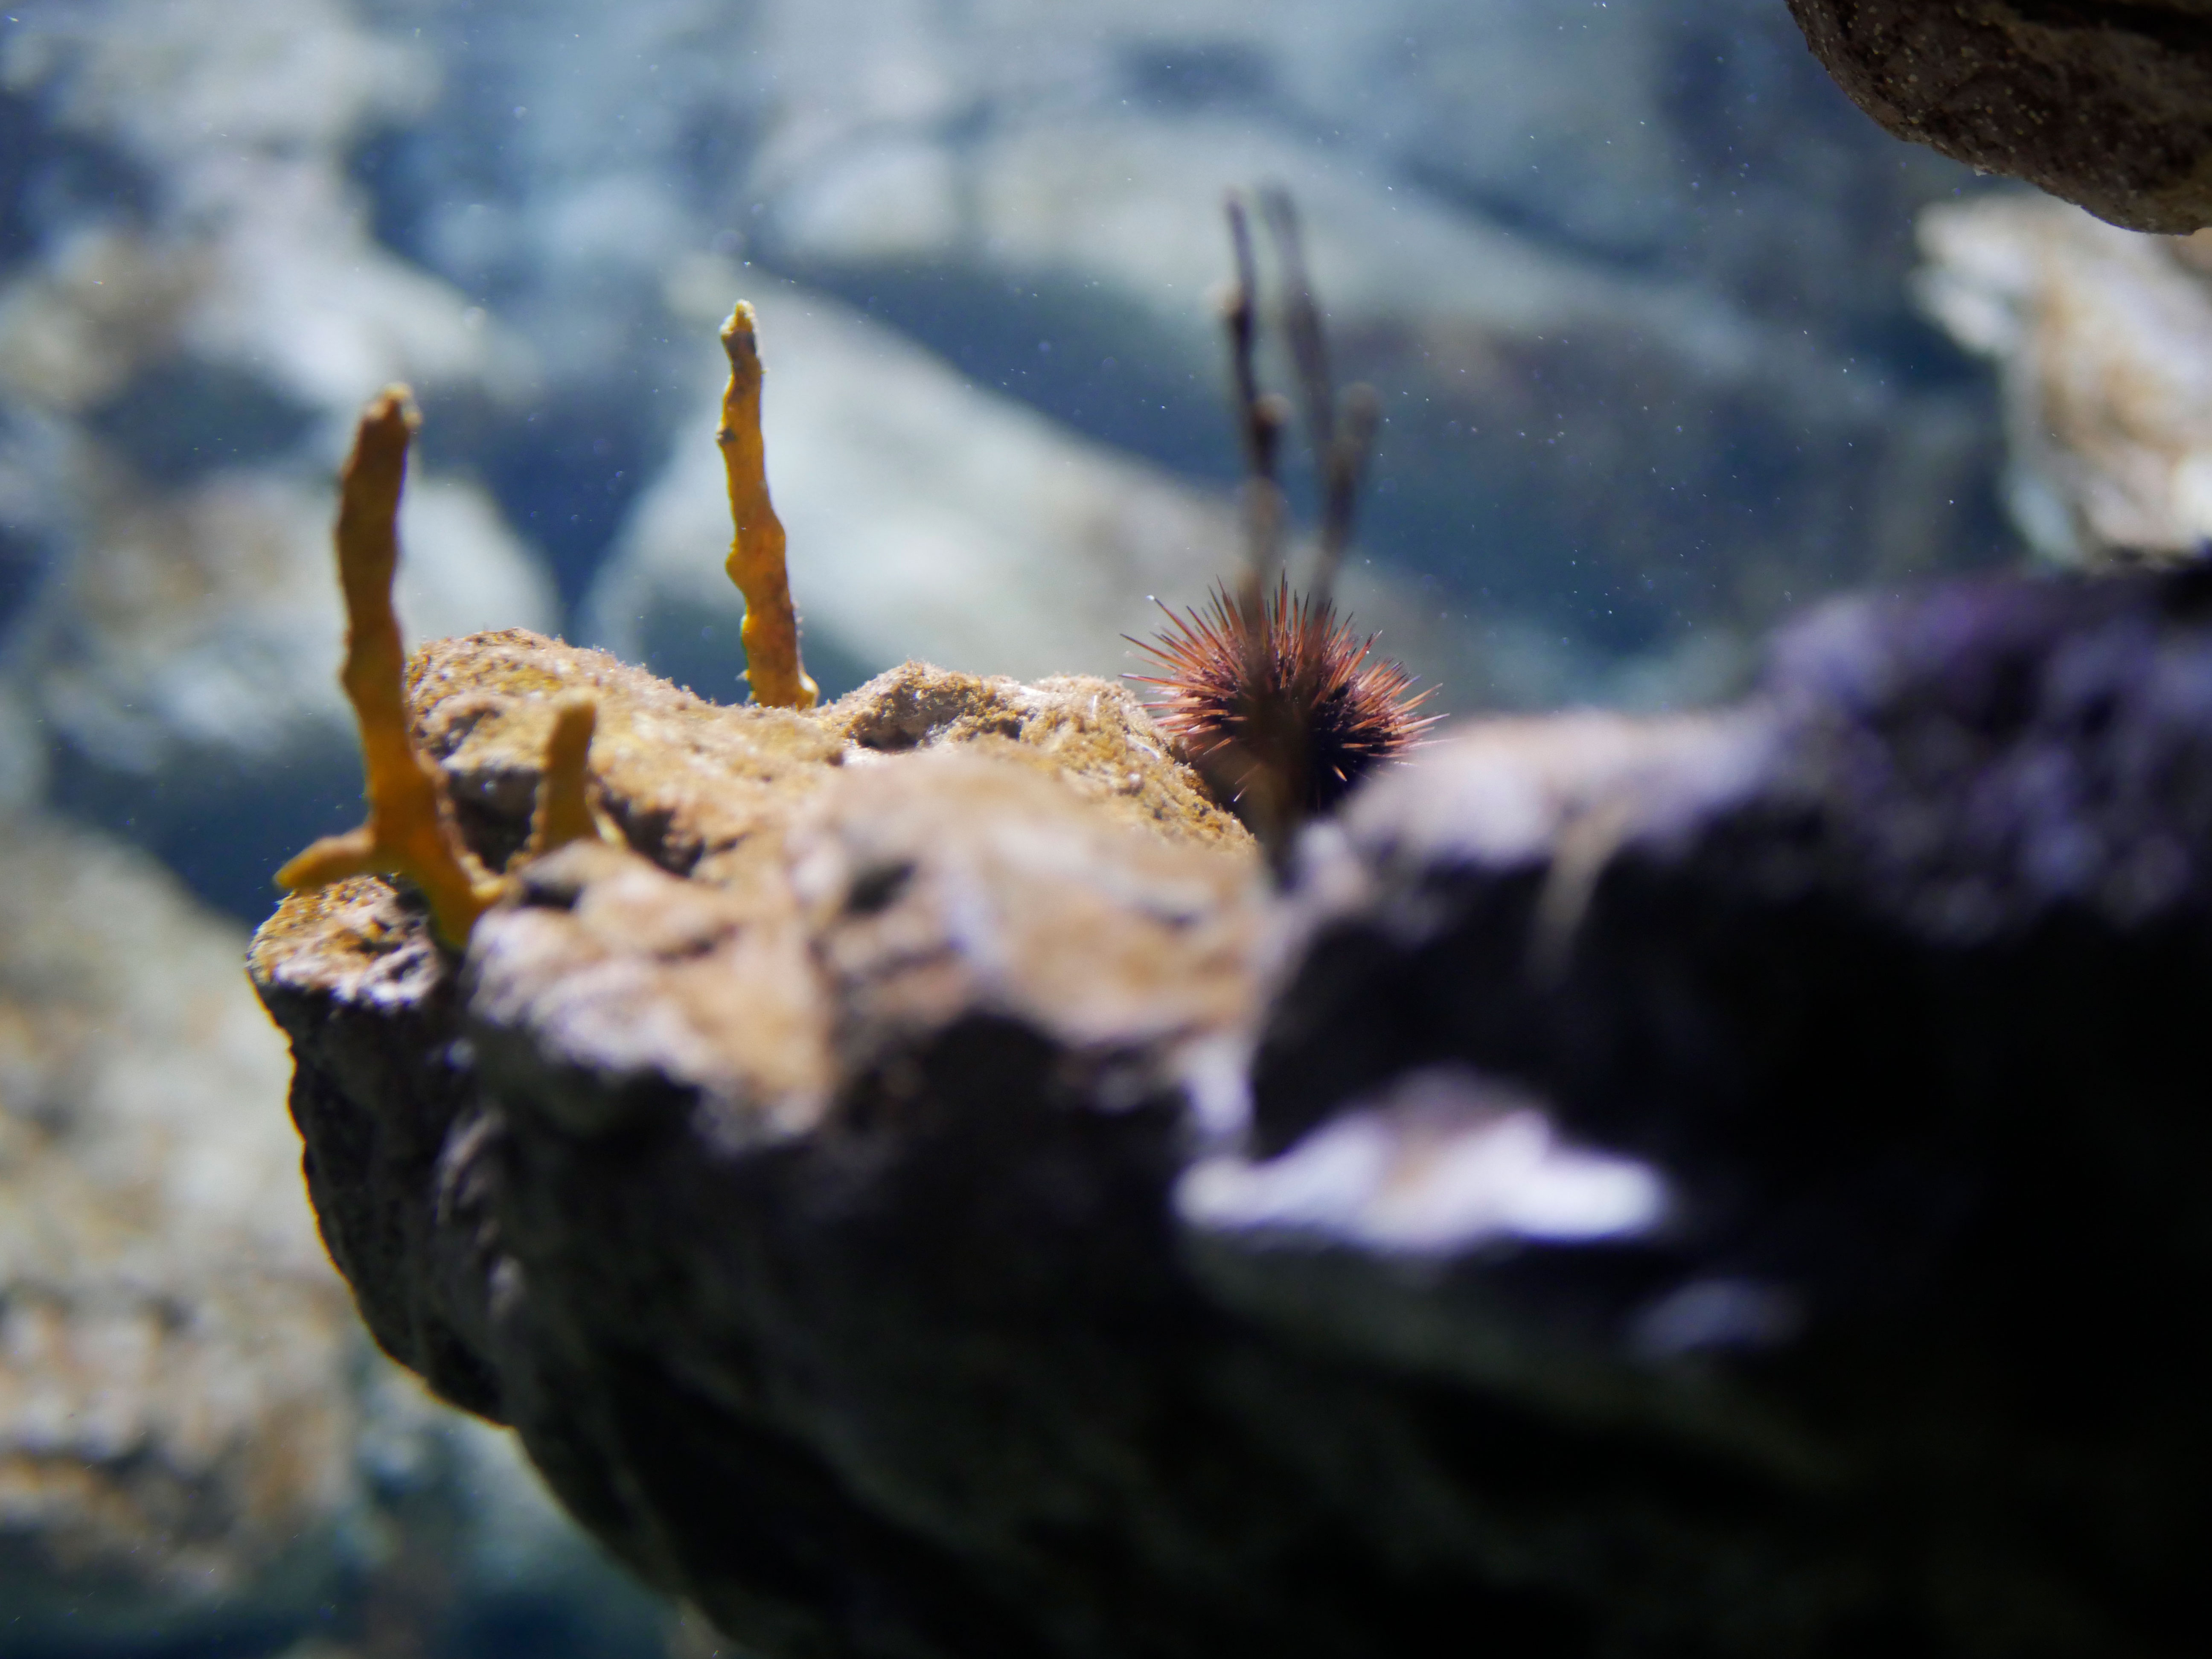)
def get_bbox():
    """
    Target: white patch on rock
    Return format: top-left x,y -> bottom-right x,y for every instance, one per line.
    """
1180,1066 -> 1668,1256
